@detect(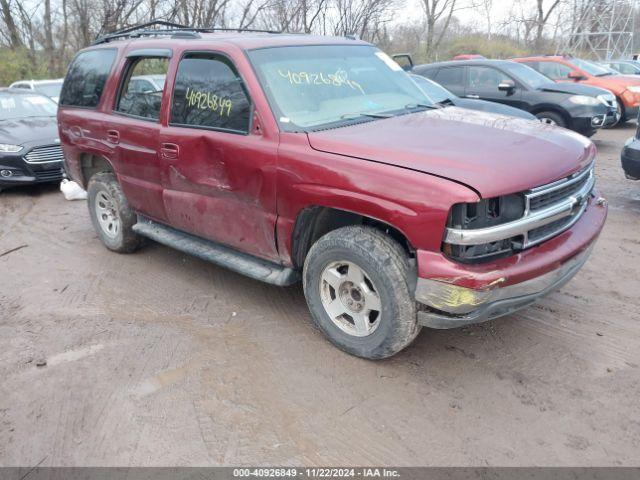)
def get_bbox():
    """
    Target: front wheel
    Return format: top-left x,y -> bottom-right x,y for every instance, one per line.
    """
535,111 -> 566,128
303,226 -> 420,359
